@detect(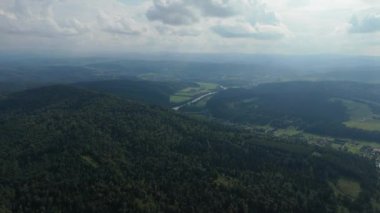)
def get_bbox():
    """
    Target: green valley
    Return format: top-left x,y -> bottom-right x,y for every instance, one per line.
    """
170,82 -> 220,104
